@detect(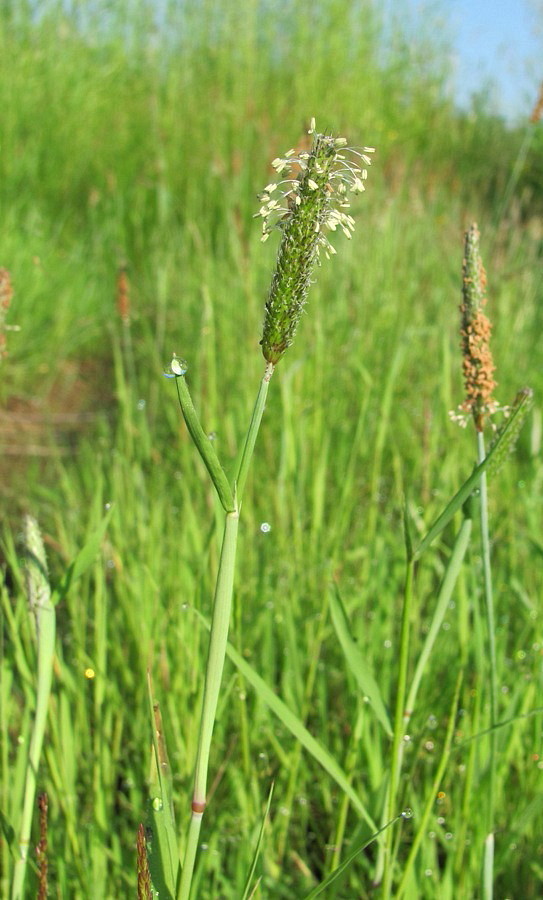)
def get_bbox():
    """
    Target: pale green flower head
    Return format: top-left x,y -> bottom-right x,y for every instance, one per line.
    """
258,118 -> 374,365
22,515 -> 50,621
